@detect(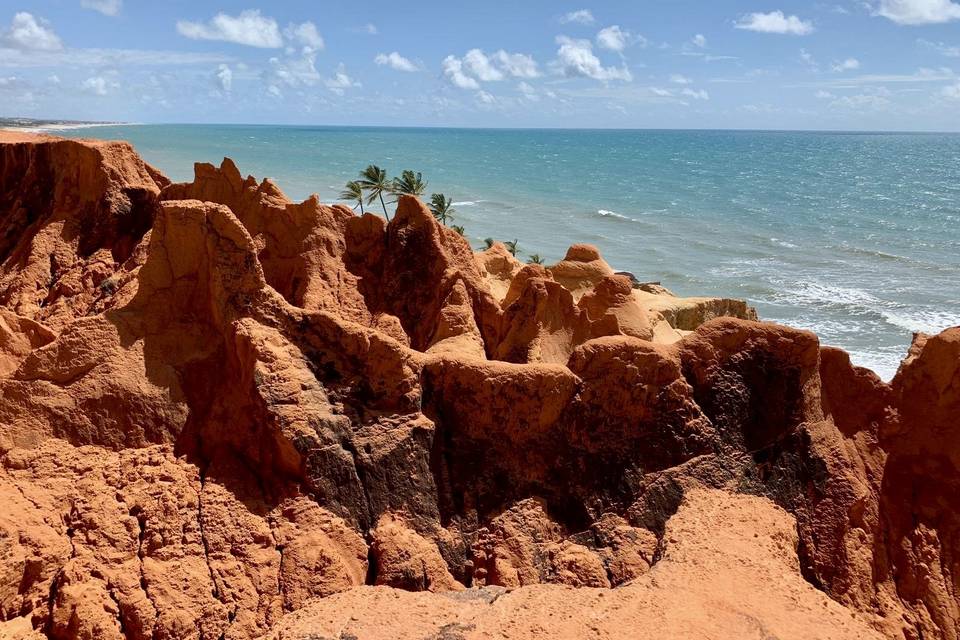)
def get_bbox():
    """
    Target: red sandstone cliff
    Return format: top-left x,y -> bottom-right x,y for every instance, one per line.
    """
0,132 -> 958,640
